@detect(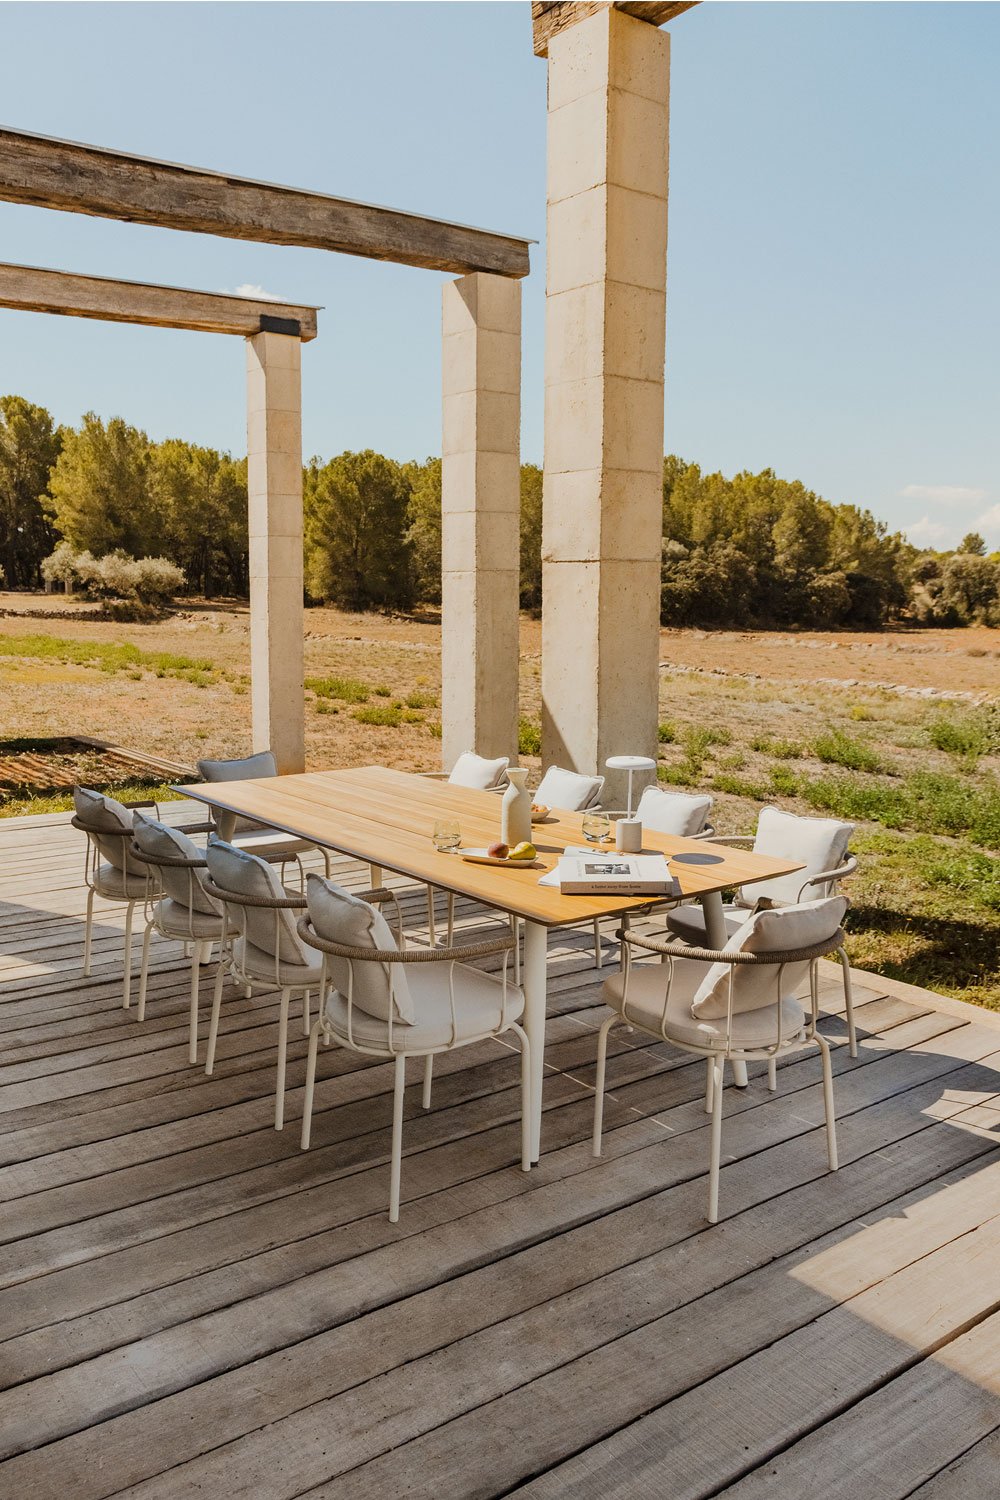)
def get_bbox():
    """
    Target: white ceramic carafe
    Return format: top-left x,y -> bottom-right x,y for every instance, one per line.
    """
500,767 -> 531,848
